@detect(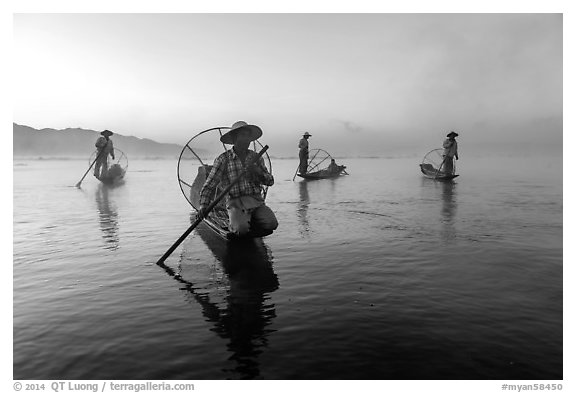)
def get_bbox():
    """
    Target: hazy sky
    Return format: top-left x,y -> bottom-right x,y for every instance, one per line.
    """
13,13 -> 562,156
